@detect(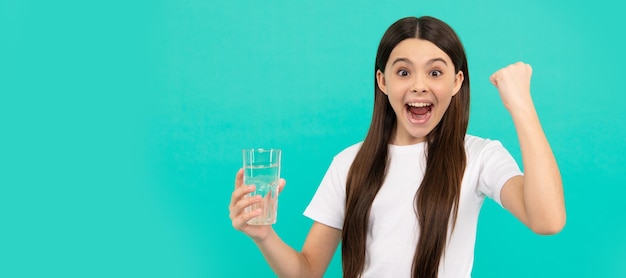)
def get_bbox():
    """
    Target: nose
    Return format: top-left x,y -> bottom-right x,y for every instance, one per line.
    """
411,75 -> 427,93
